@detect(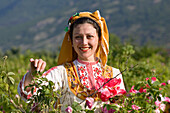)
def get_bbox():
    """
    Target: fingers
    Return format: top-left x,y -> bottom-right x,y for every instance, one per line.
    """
36,59 -> 46,72
29,58 -> 46,73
